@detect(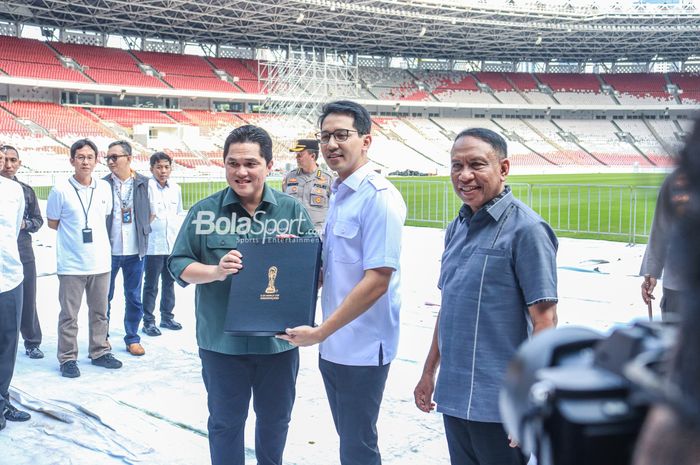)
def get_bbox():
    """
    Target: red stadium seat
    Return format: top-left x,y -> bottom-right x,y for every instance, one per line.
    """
89,107 -> 175,128
0,101 -> 110,137
535,73 -> 601,93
